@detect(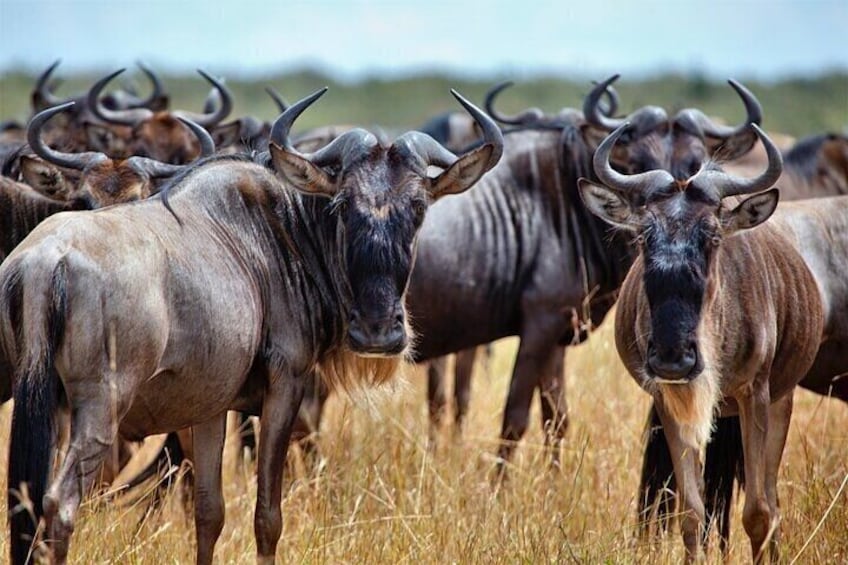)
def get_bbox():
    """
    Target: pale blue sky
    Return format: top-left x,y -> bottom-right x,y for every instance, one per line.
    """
0,0 -> 845,80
